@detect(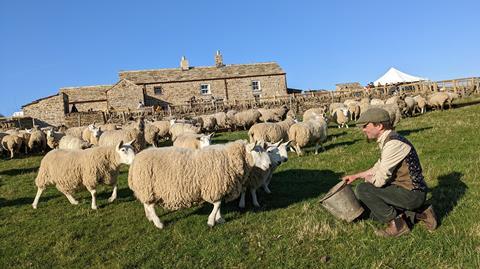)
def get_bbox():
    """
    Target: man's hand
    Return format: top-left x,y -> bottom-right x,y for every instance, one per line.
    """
342,175 -> 358,184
